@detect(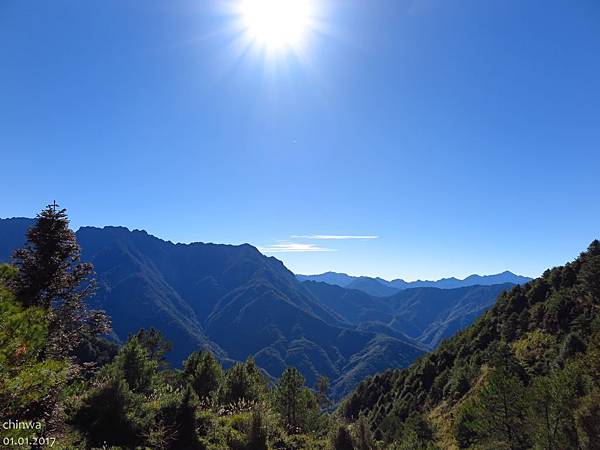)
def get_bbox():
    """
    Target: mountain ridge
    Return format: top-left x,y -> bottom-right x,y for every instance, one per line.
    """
0,218 -> 425,398
298,270 -> 531,296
